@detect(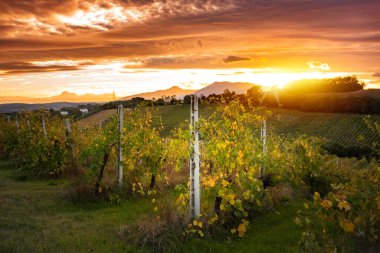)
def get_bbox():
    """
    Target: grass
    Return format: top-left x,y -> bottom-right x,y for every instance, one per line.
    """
158,104 -> 215,136
0,160 -> 306,253
178,201 -> 303,253
0,161 -> 150,253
